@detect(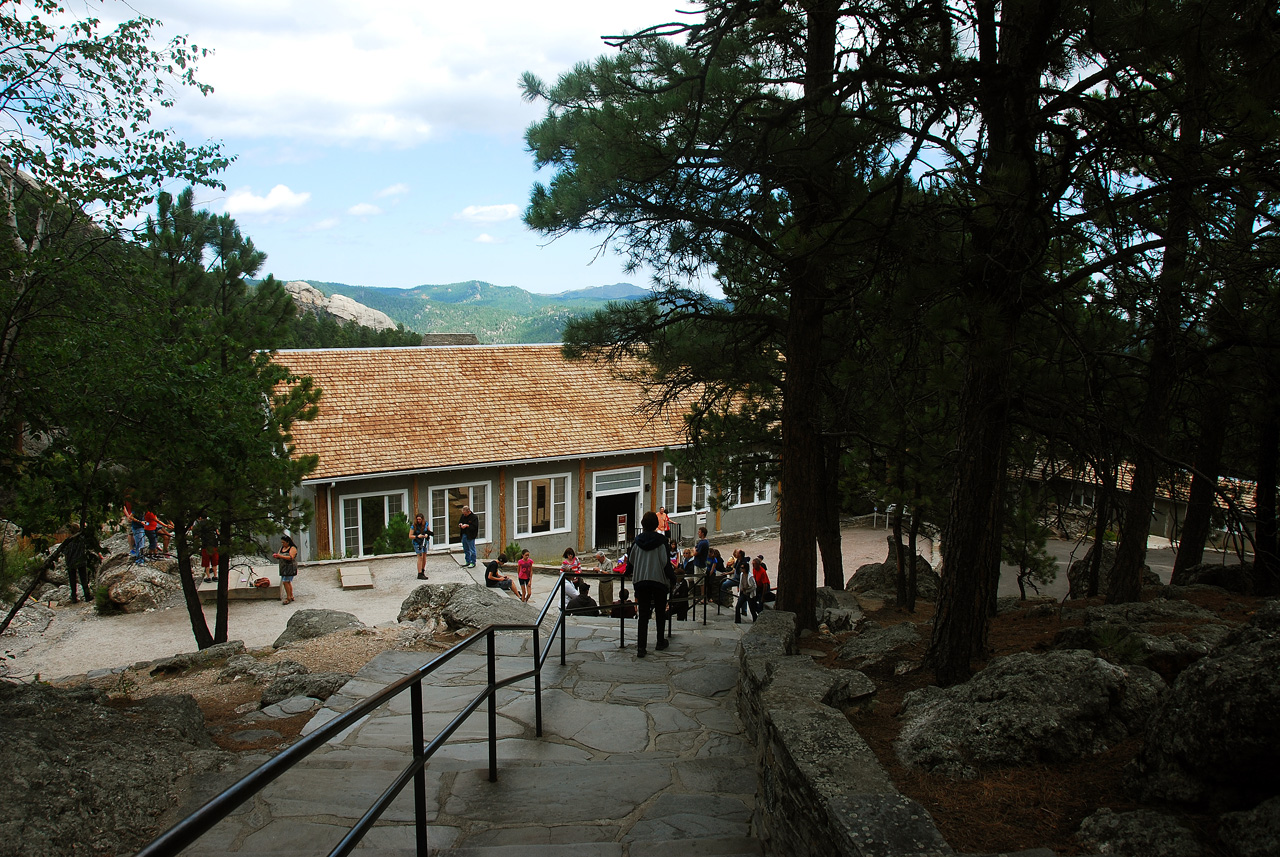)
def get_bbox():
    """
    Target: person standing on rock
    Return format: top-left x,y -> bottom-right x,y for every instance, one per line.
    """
627,510 -> 671,657
411,513 -> 434,580
273,535 -> 298,605
458,505 -> 478,568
